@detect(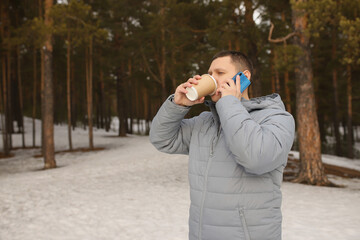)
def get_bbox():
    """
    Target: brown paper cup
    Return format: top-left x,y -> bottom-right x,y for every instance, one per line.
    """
185,74 -> 217,101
